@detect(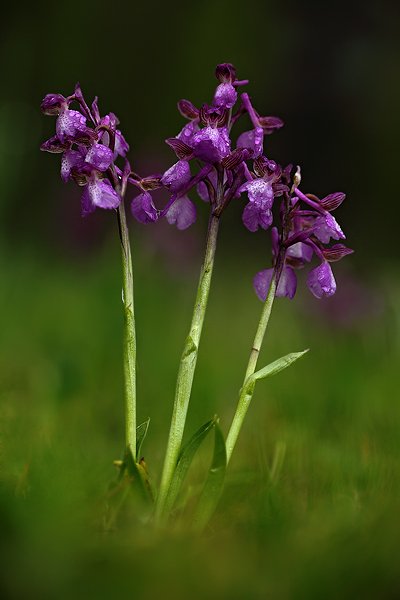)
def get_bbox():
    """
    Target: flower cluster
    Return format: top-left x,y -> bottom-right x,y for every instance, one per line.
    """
40,84 -> 130,214
253,167 -> 353,300
41,65 -> 352,300
130,62 -> 285,230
